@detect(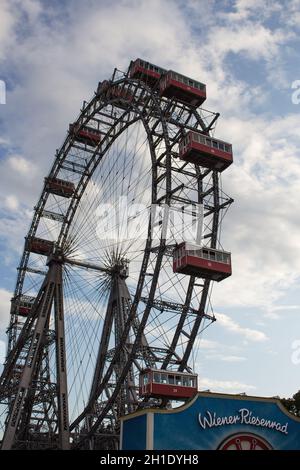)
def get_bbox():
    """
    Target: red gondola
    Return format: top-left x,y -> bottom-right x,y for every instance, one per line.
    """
97,80 -> 110,94
140,369 -> 197,400
129,58 -> 166,87
173,242 -> 231,282
98,81 -> 135,108
107,85 -> 134,104
69,123 -> 101,147
25,237 -> 54,256
139,369 -> 197,400
45,177 -> 75,198
179,131 -> 233,172
160,71 -> 206,107
12,295 -> 35,317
